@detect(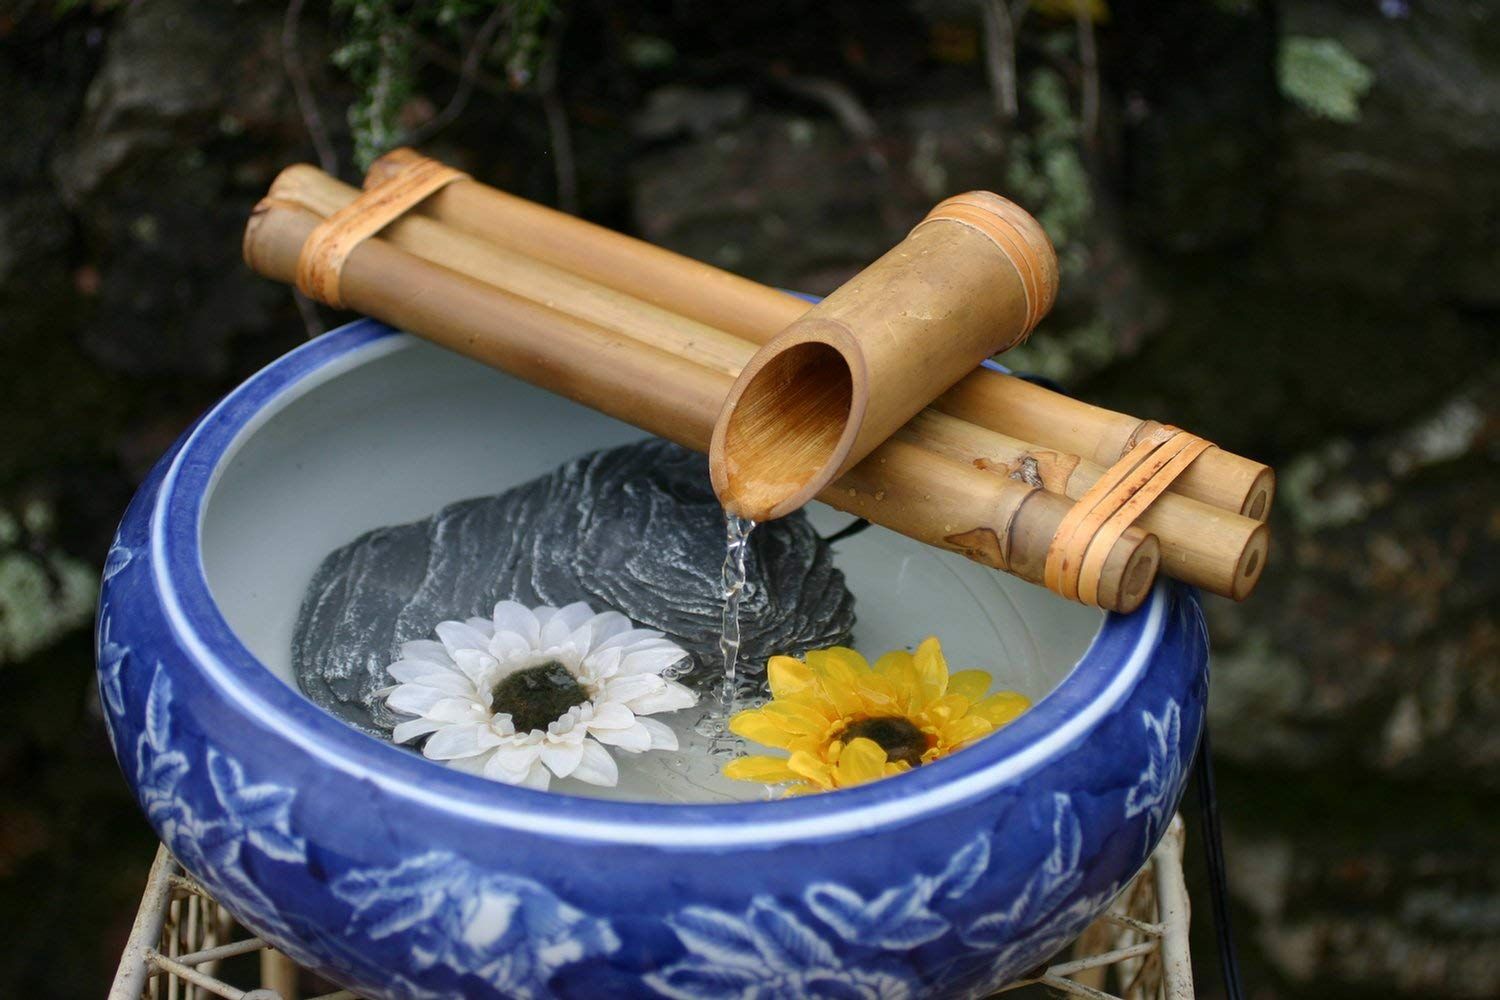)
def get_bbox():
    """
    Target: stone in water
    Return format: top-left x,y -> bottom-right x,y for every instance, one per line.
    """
293,440 -> 855,737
